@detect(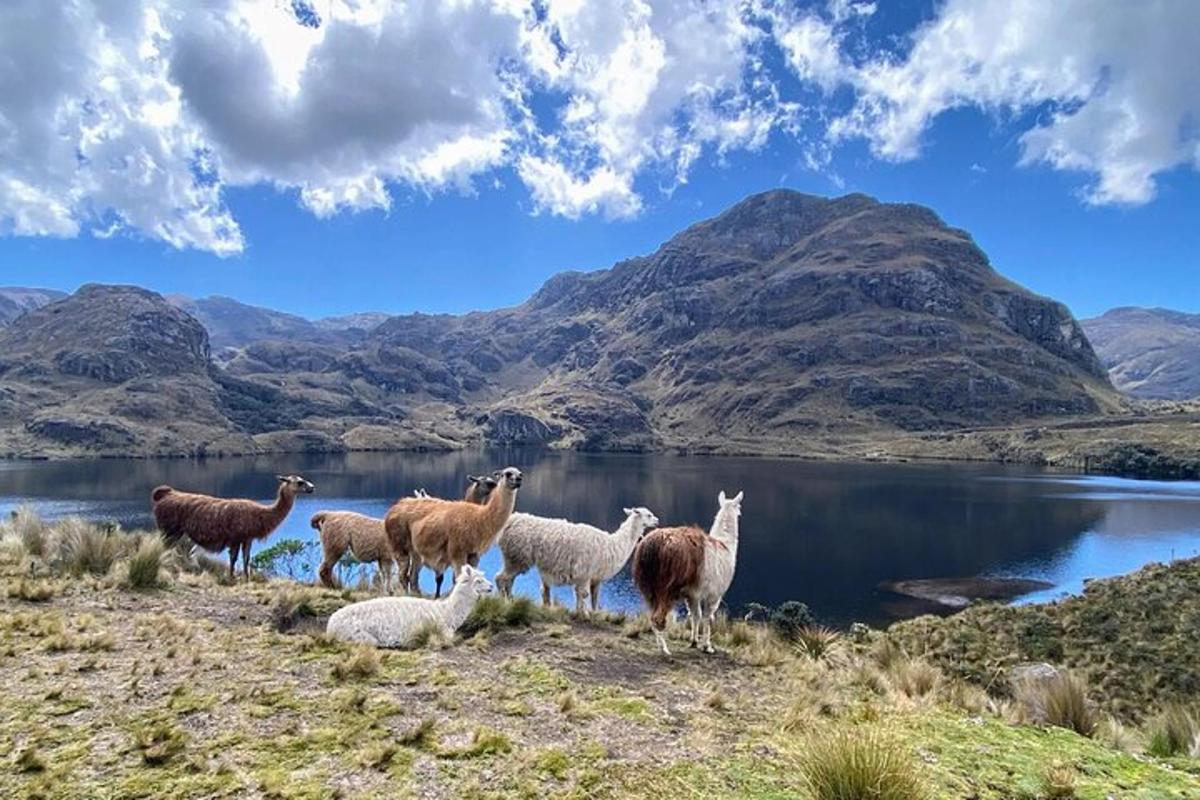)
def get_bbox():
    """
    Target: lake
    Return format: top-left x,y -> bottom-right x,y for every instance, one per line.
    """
2,451 -> 1198,626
